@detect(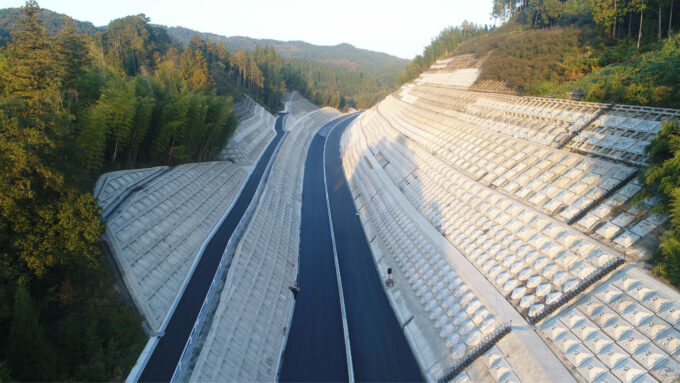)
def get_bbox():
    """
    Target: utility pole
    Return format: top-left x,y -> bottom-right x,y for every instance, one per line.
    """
638,7 -> 645,49
670,0 -> 675,39
659,3 -> 662,39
